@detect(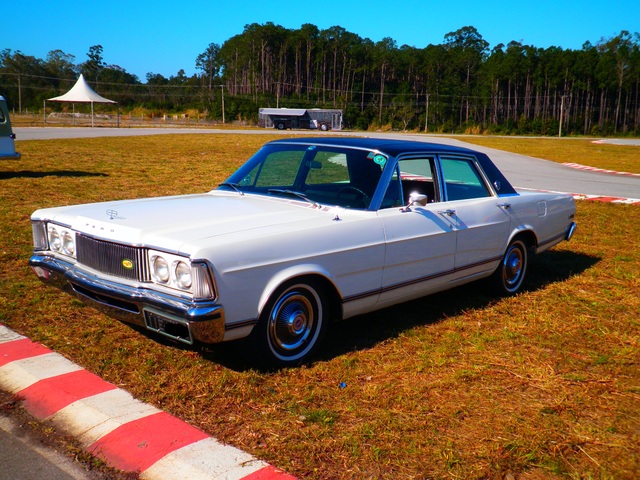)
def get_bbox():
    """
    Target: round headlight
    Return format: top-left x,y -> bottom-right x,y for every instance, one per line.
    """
152,256 -> 170,283
174,261 -> 192,289
48,227 -> 61,251
61,231 -> 75,255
